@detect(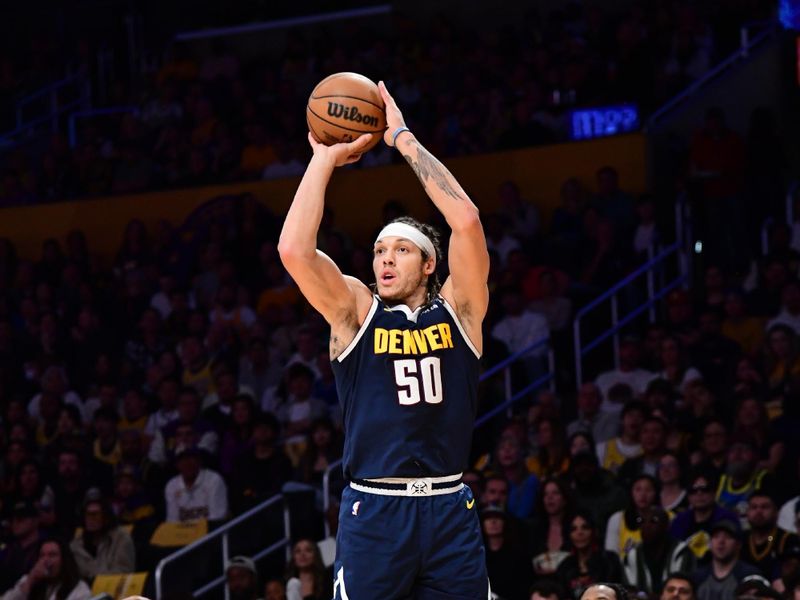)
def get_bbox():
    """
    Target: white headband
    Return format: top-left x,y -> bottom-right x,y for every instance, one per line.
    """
375,222 -> 436,263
